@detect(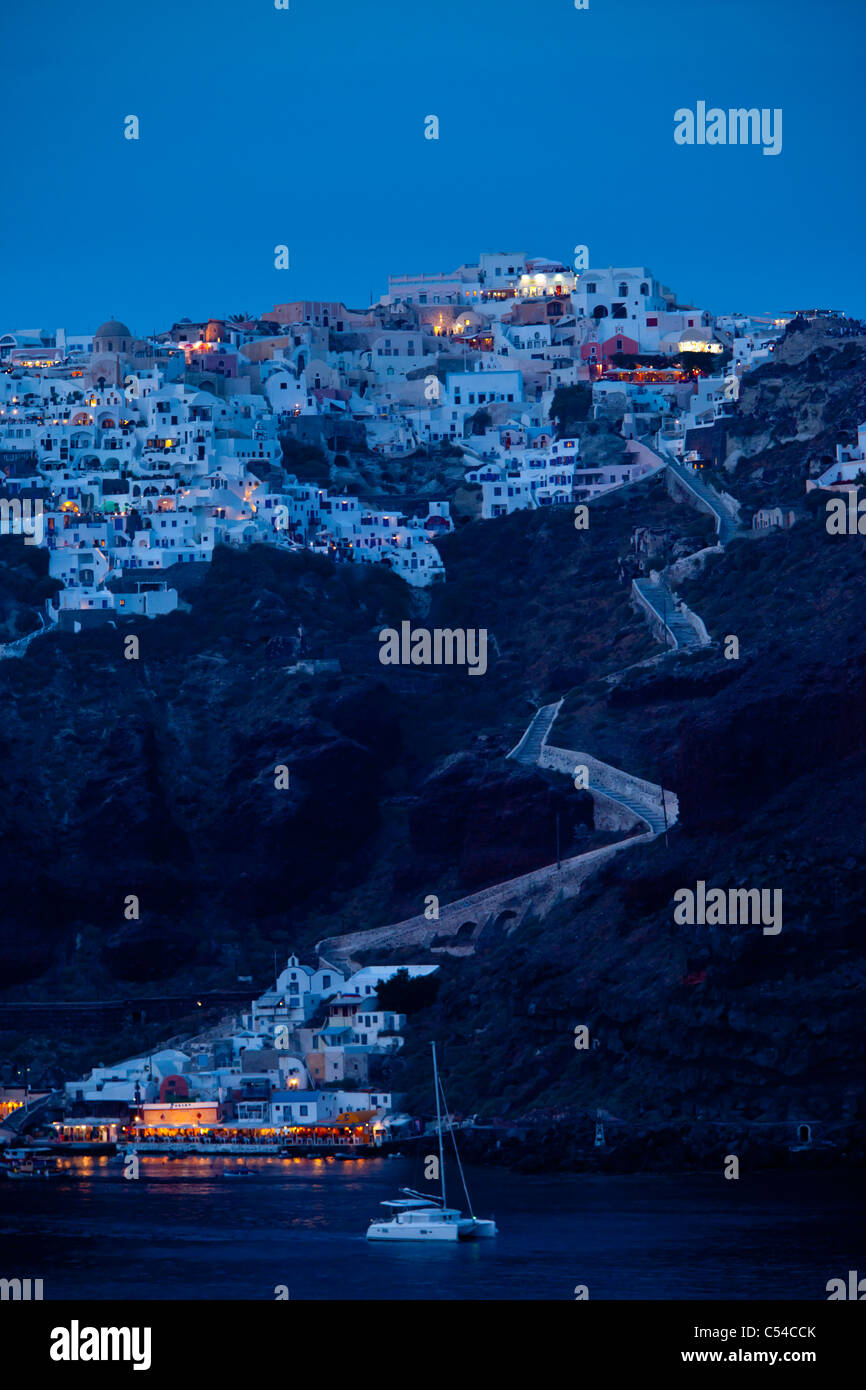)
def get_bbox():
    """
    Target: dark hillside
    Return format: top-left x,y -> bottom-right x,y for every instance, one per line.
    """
1,341 -> 864,1135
